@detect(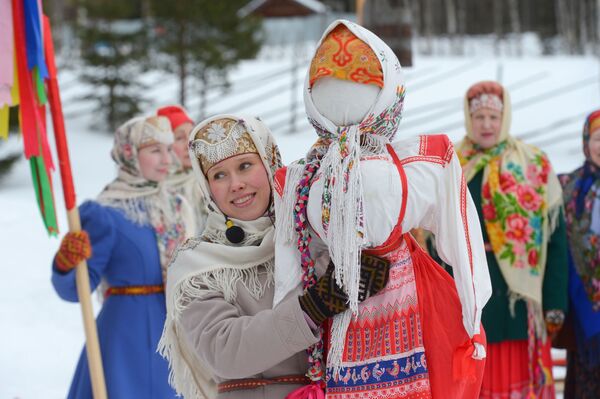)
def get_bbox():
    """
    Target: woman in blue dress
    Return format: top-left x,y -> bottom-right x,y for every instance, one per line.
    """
51,115 -> 193,398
